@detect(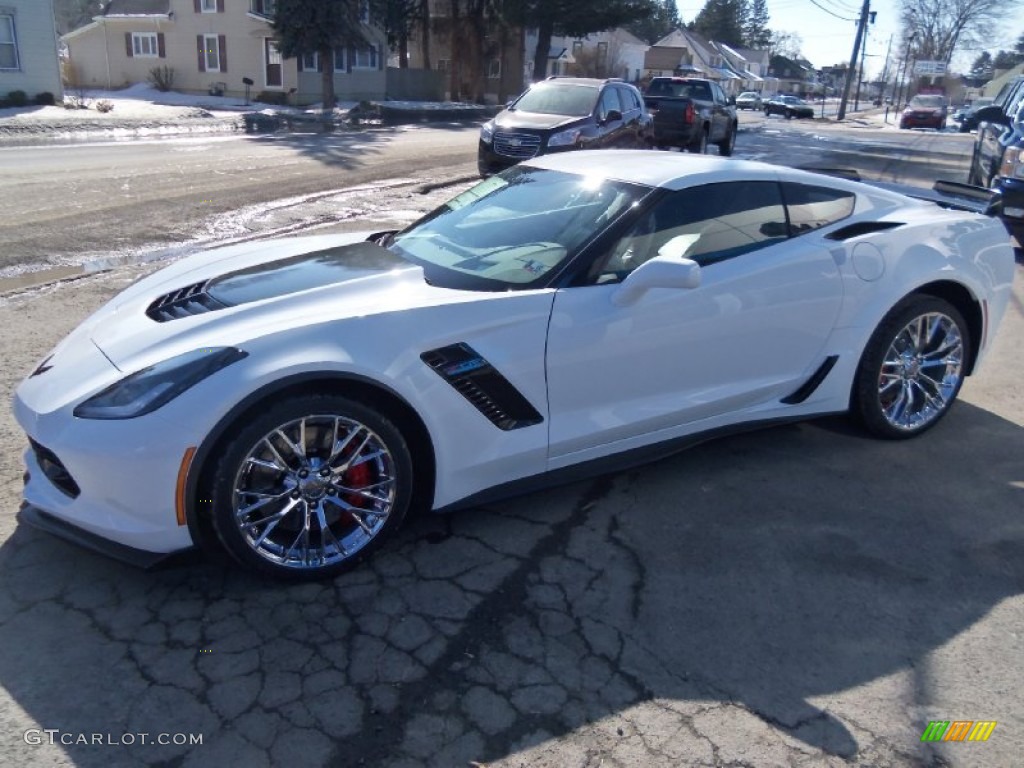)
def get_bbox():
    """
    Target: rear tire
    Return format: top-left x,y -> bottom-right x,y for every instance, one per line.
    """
688,127 -> 708,154
717,124 -> 736,156
852,296 -> 968,440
